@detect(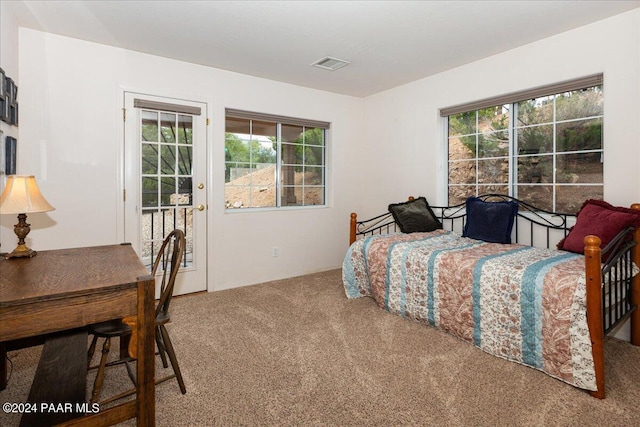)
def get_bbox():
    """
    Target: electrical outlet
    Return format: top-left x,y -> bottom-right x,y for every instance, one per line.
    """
272,246 -> 279,257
